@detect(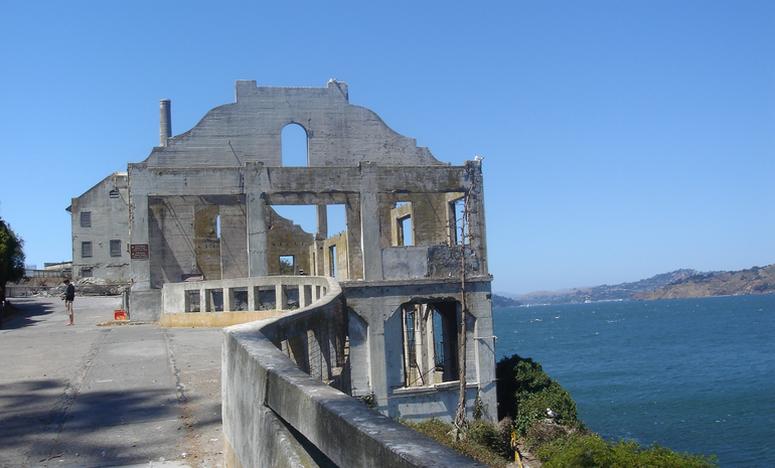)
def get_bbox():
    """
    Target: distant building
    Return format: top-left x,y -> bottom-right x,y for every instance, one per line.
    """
66,172 -> 129,281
